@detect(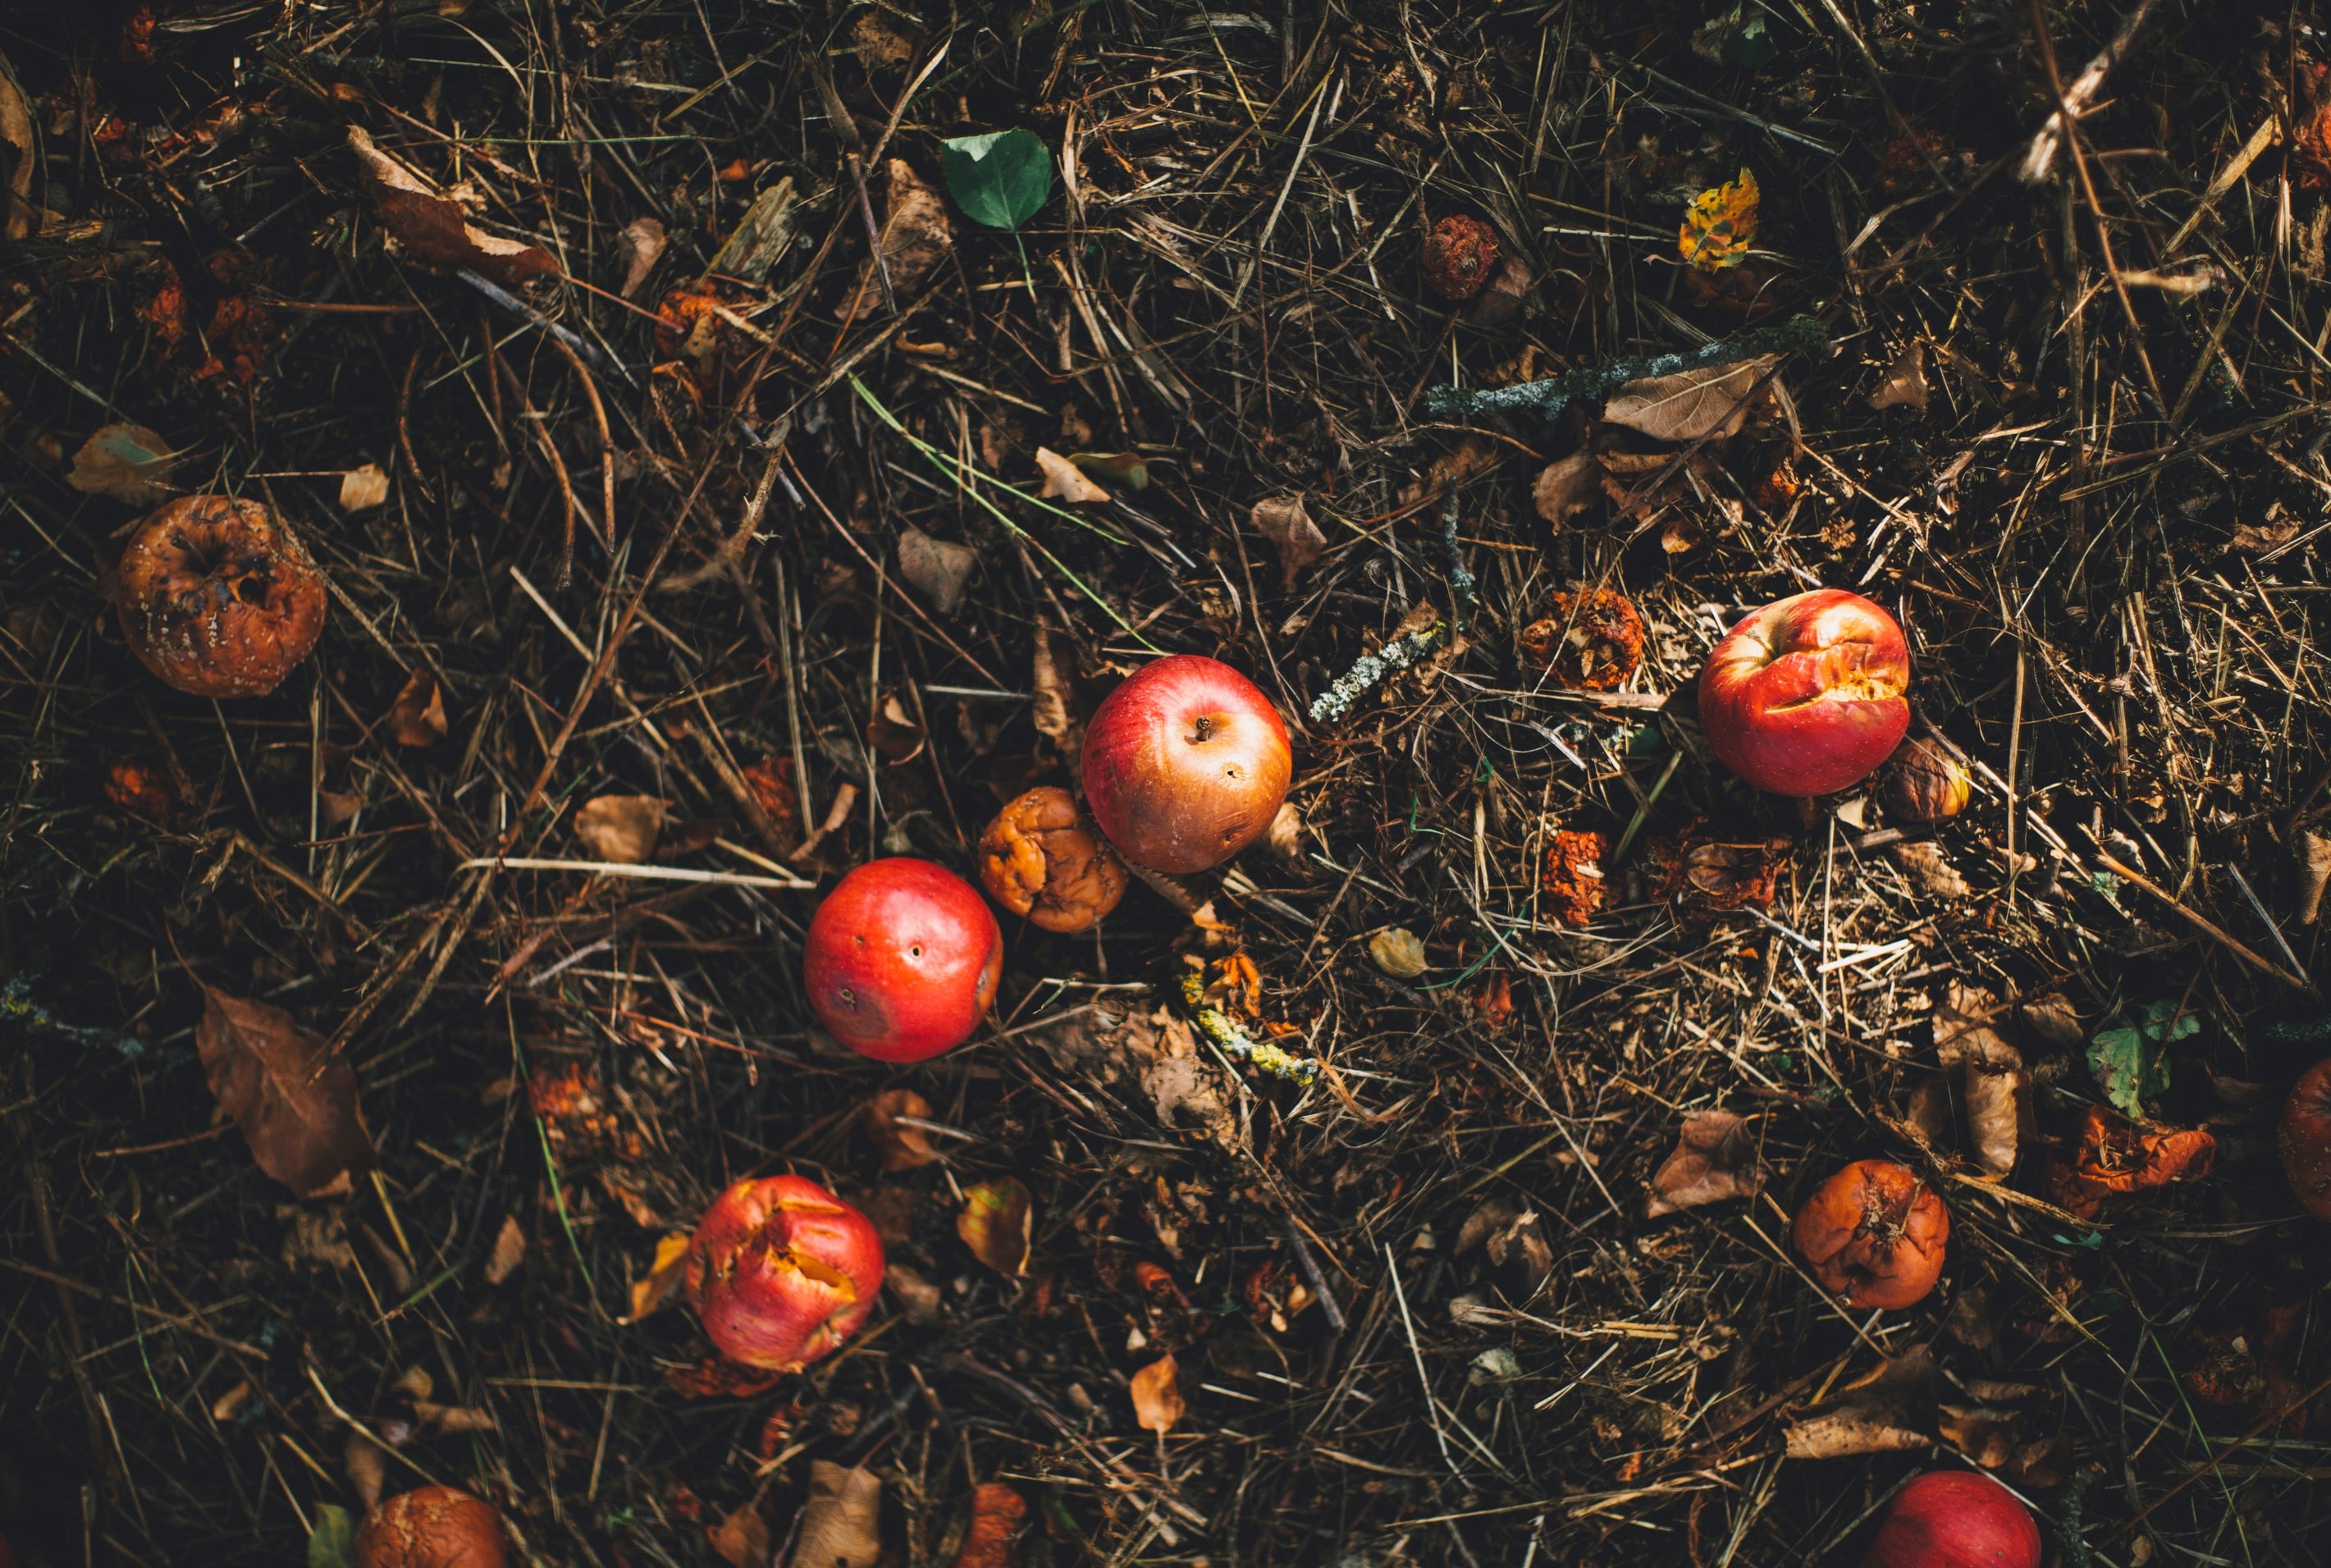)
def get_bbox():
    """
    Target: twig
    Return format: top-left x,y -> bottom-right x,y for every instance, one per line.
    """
1181,971 -> 1320,1084
2016,0 -> 2165,183
2094,852 -> 2313,991
1422,315 -> 1826,423
1308,619 -> 1447,725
